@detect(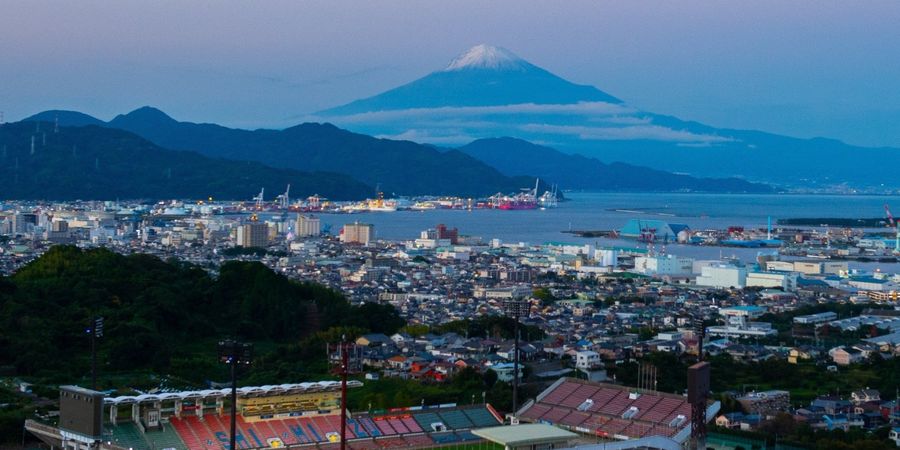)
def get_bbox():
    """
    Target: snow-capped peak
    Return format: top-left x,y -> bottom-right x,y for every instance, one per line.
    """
443,44 -> 527,71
